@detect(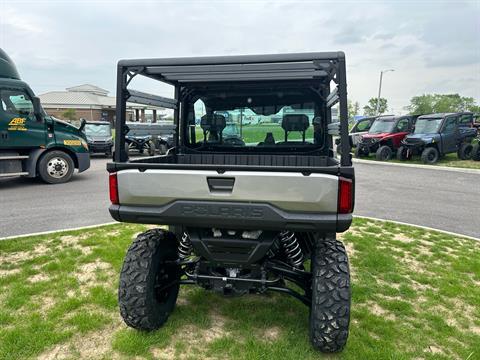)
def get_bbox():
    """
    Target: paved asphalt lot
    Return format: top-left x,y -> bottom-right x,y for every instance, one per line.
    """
0,157 -> 479,238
